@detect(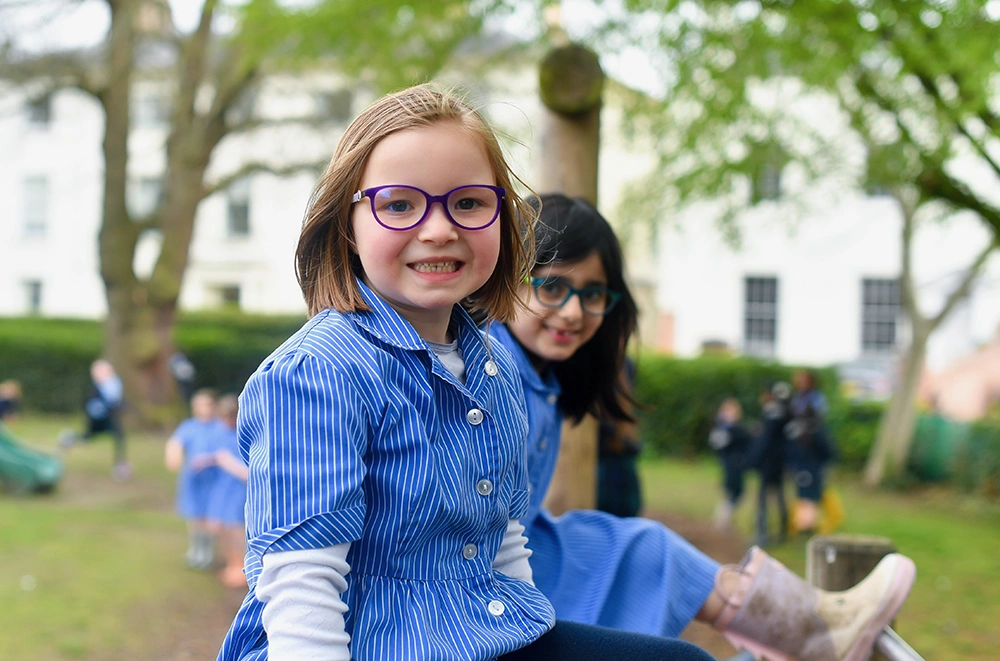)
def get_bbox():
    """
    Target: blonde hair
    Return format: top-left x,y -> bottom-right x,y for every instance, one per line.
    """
296,83 -> 536,323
